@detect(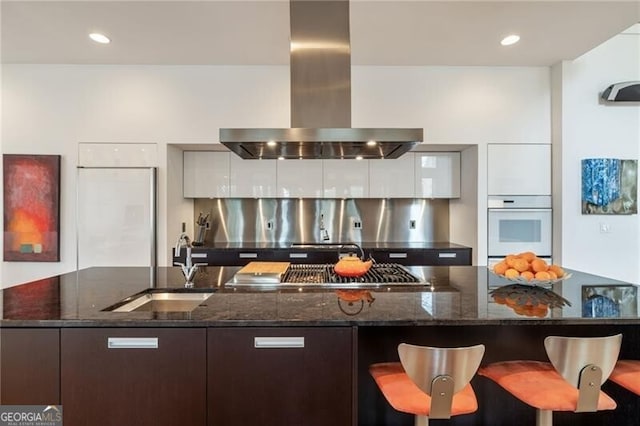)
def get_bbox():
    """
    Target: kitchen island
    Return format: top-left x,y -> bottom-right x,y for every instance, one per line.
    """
1,266 -> 639,425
